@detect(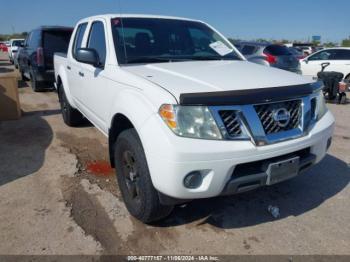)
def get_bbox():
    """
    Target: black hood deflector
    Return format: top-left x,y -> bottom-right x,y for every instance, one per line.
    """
179,82 -> 322,106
